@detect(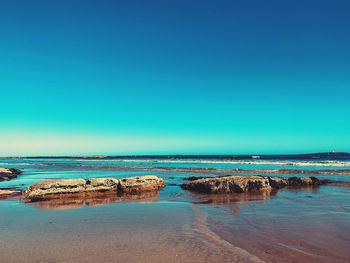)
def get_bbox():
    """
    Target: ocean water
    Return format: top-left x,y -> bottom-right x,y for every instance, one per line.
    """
0,156 -> 349,263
